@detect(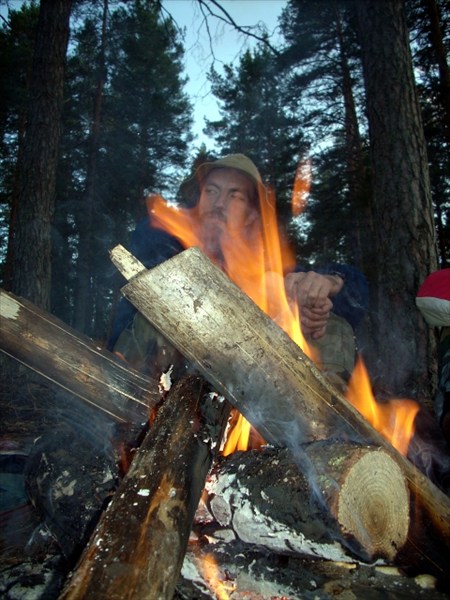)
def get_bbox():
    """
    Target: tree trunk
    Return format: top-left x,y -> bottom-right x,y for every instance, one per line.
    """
356,0 -> 438,399
334,5 -> 373,272
73,0 -> 108,335
10,0 -> 72,311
